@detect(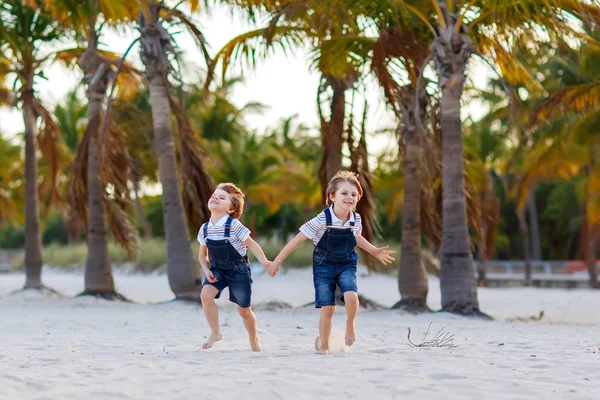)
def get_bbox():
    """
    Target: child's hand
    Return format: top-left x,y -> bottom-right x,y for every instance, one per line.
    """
373,246 -> 396,265
261,260 -> 272,271
204,269 -> 218,283
268,261 -> 280,277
